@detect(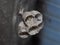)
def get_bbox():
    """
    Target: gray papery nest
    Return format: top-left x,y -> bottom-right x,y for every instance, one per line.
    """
18,10 -> 43,39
